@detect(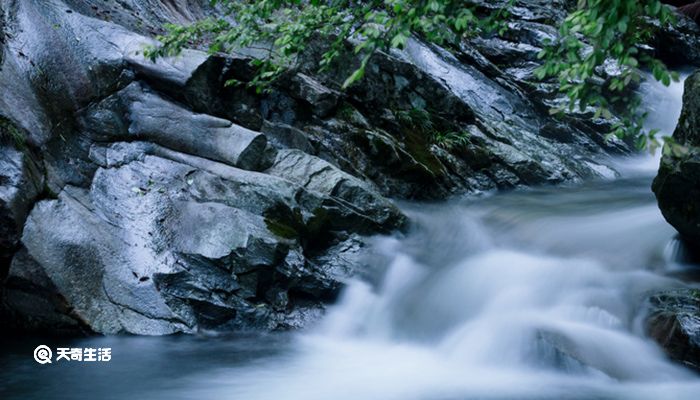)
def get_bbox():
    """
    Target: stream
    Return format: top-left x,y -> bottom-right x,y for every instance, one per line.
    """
2,78 -> 700,399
